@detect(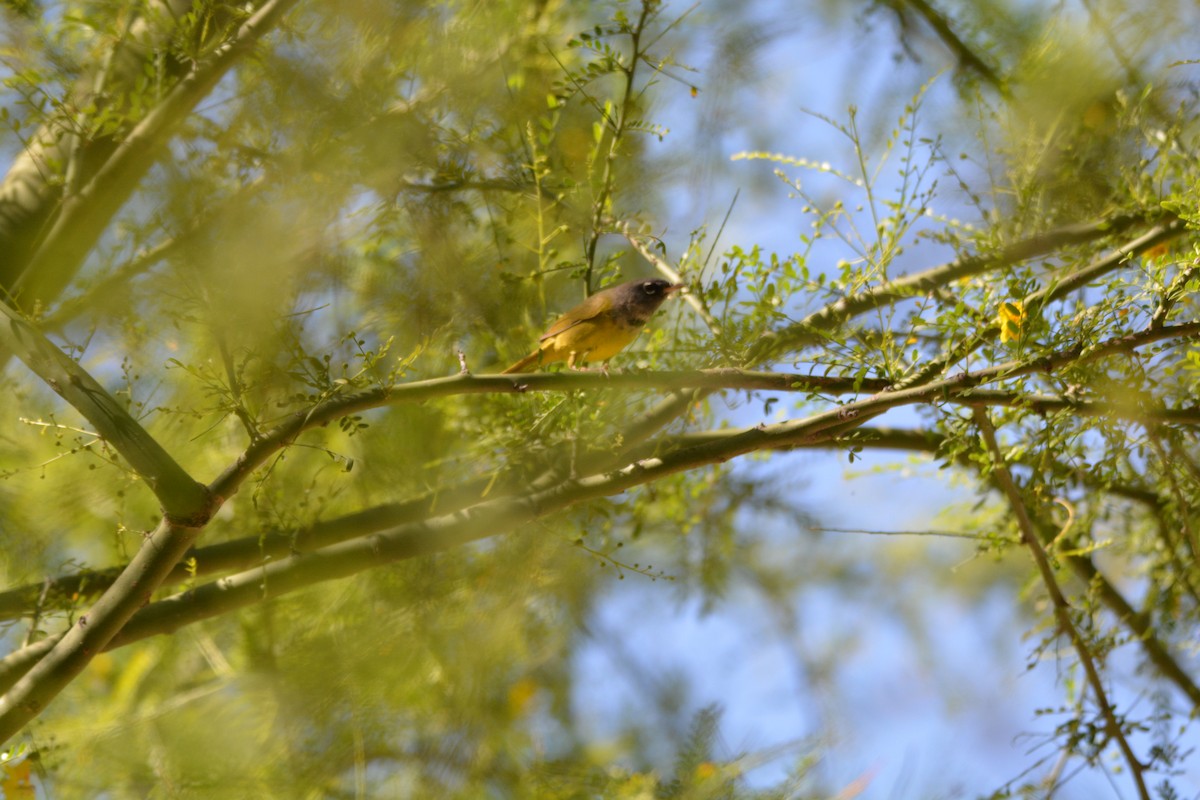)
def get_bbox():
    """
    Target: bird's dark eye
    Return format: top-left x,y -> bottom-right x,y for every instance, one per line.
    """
642,282 -> 656,294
